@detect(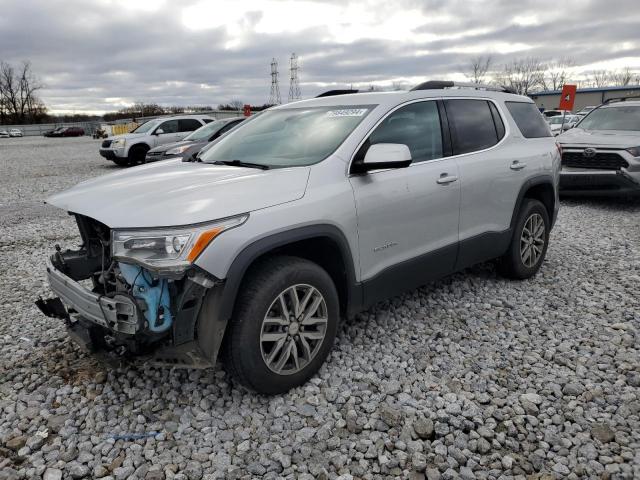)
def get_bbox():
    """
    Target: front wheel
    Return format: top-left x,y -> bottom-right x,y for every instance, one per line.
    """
497,198 -> 550,279
222,256 -> 339,394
